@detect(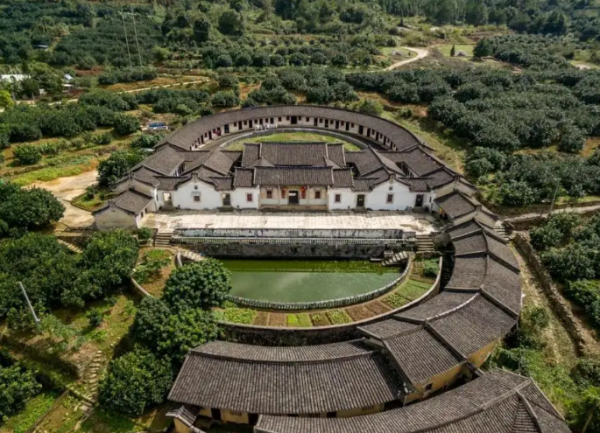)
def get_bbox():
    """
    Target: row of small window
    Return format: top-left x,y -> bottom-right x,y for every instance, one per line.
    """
191,194 -> 254,202
265,190 -> 323,199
